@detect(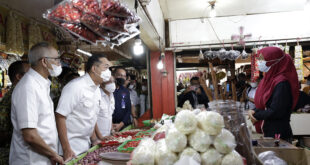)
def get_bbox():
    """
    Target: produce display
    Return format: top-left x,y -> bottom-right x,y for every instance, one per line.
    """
130,110 -> 244,165
77,144 -> 119,164
44,0 -> 141,46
